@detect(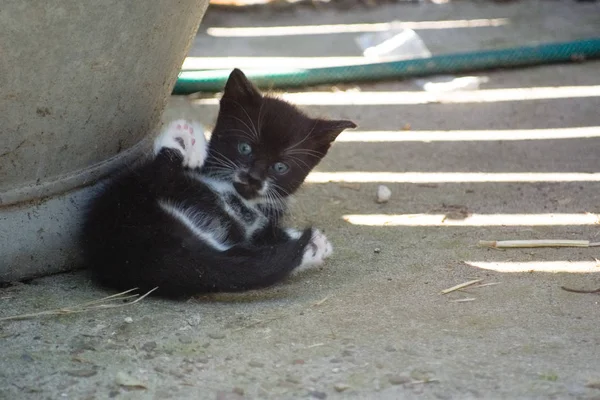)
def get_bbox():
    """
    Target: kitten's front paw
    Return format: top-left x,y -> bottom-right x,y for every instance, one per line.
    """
294,229 -> 333,274
154,119 -> 207,169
